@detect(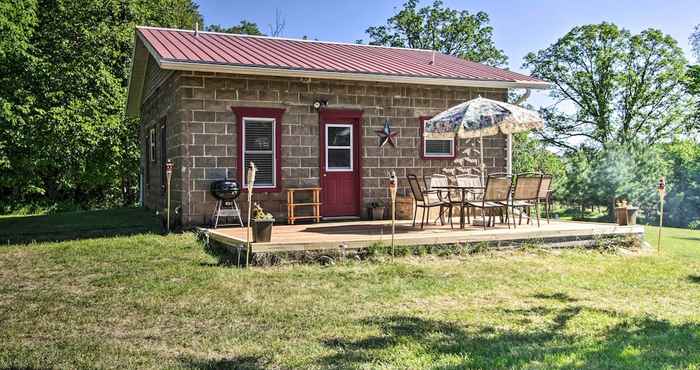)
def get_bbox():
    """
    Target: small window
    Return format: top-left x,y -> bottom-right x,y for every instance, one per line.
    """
242,117 -> 276,188
420,116 -> 455,159
149,128 -> 156,162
